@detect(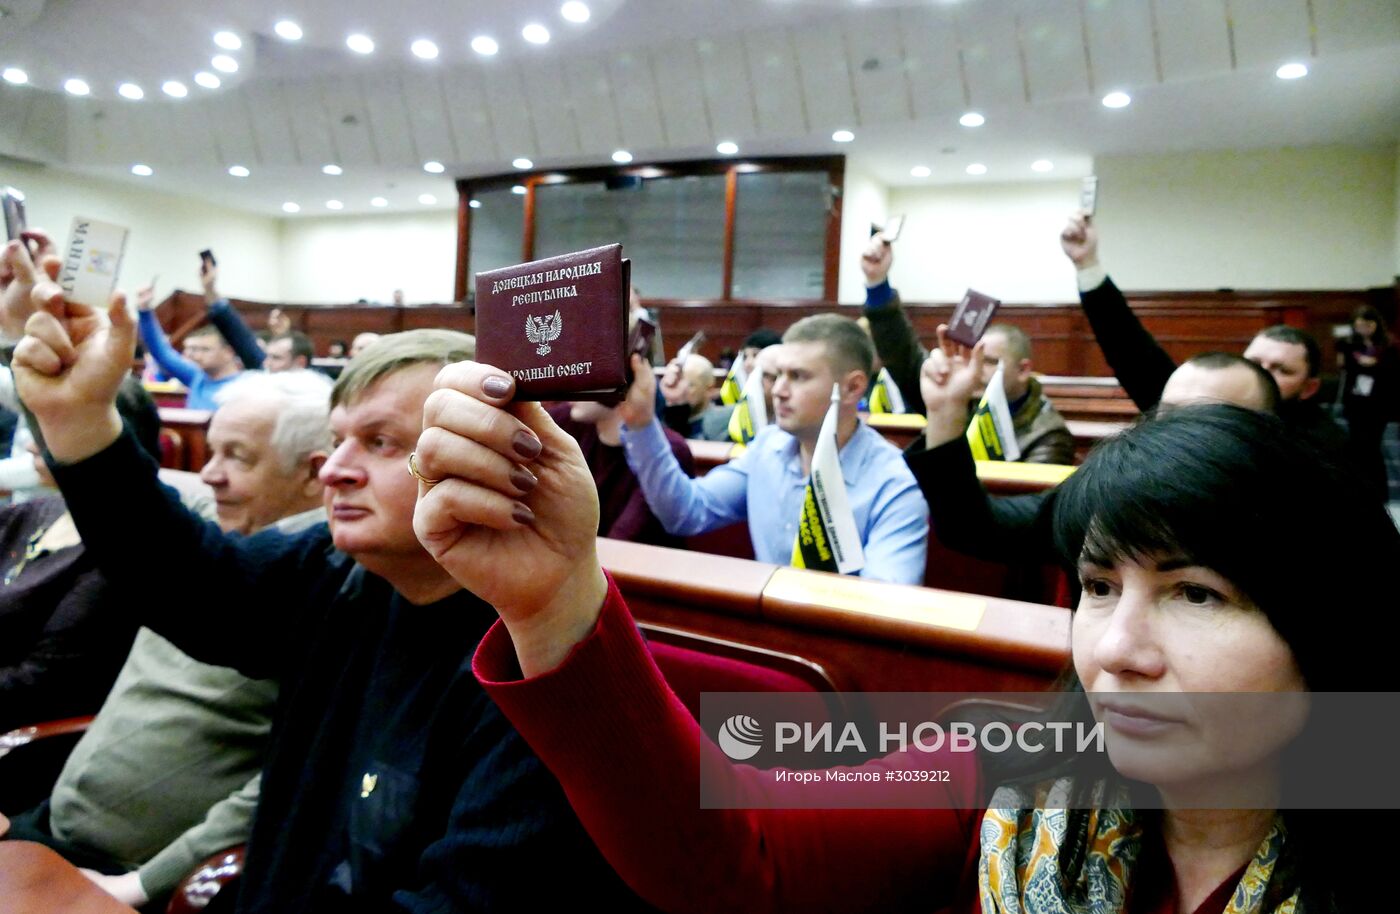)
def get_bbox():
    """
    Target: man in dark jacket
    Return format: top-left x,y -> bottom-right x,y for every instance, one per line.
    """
860,238 -> 1073,463
1059,212 -> 1348,458
8,250 -> 645,912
